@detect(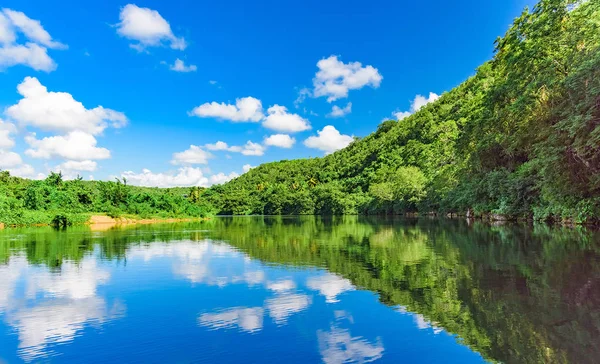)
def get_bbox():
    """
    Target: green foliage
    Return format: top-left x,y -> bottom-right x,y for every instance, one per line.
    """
0,171 -> 214,226
1,1 -> 598,224
210,0 -> 600,223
